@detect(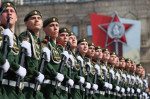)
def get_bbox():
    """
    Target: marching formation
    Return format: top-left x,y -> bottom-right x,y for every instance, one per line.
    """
0,1 -> 149,99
